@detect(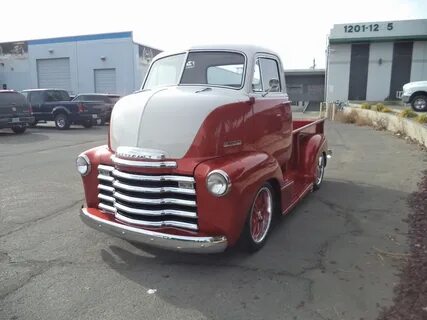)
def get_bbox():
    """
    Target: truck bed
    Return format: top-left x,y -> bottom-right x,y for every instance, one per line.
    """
279,117 -> 327,214
292,118 -> 325,134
